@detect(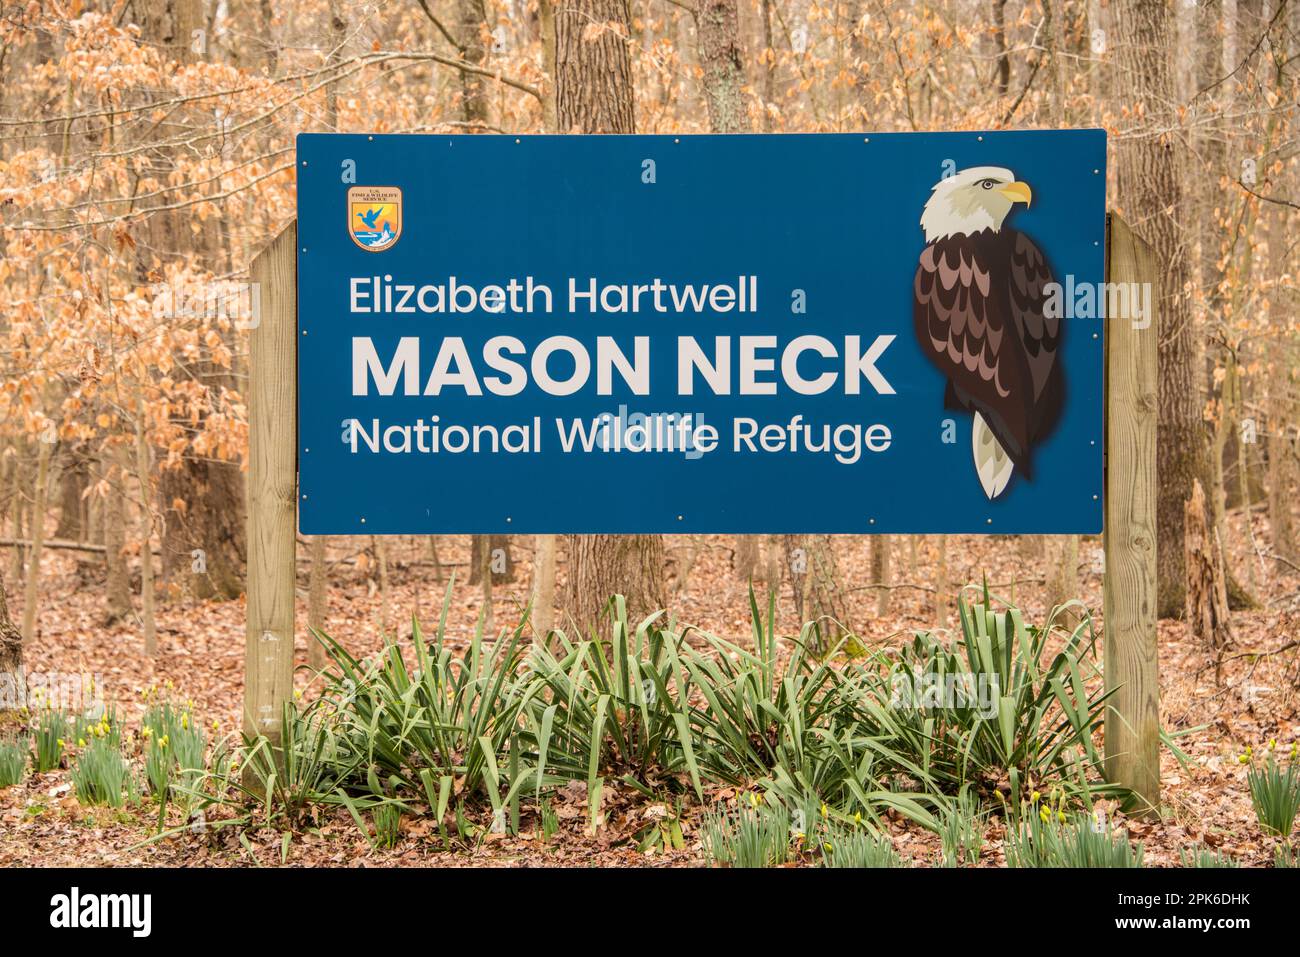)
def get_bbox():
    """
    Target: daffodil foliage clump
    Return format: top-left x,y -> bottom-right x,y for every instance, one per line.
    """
1241,741 -> 1300,838
192,582 -> 1131,851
